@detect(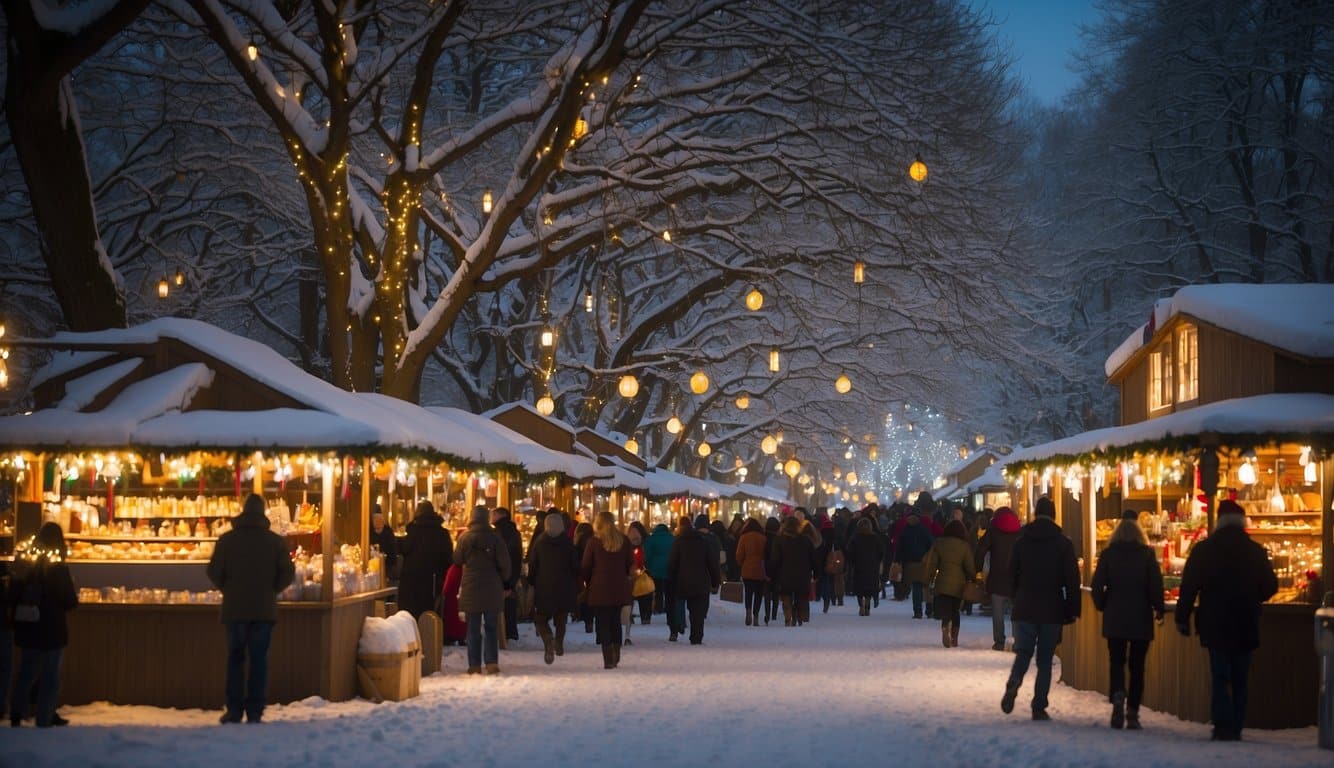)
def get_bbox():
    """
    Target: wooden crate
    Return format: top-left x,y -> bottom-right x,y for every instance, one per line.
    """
357,646 -> 421,702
